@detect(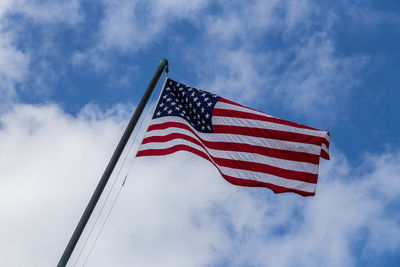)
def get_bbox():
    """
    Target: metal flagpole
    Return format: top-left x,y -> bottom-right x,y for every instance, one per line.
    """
57,58 -> 168,267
